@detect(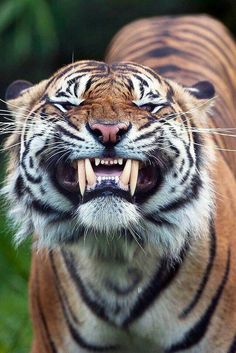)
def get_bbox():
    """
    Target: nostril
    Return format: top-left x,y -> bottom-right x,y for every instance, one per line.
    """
89,122 -> 129,144
117,126 -> 128,141
92,128 -> 104,141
